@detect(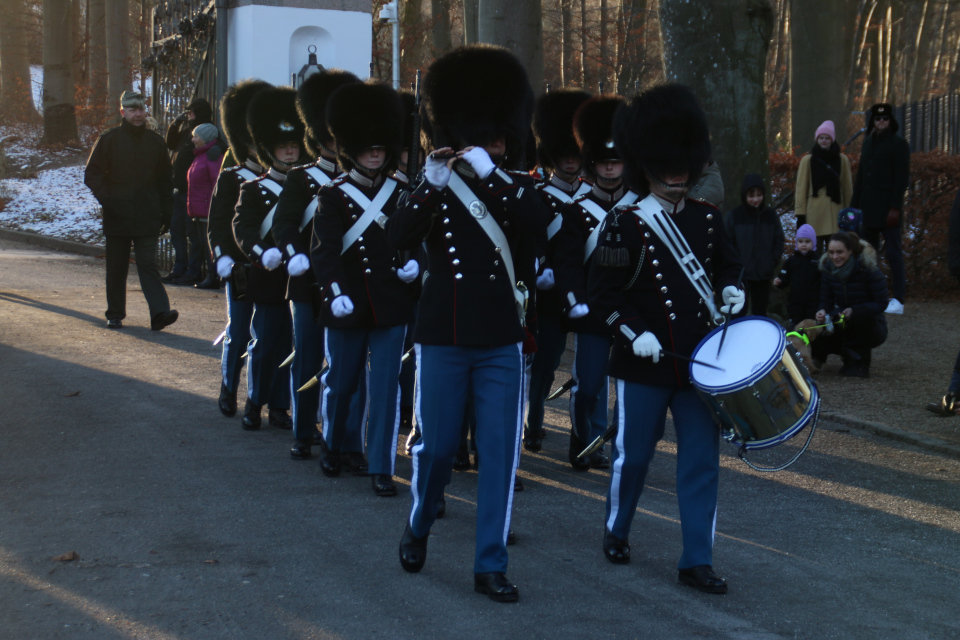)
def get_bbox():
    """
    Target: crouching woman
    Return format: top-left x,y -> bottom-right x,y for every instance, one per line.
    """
813,231 -> 888,377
